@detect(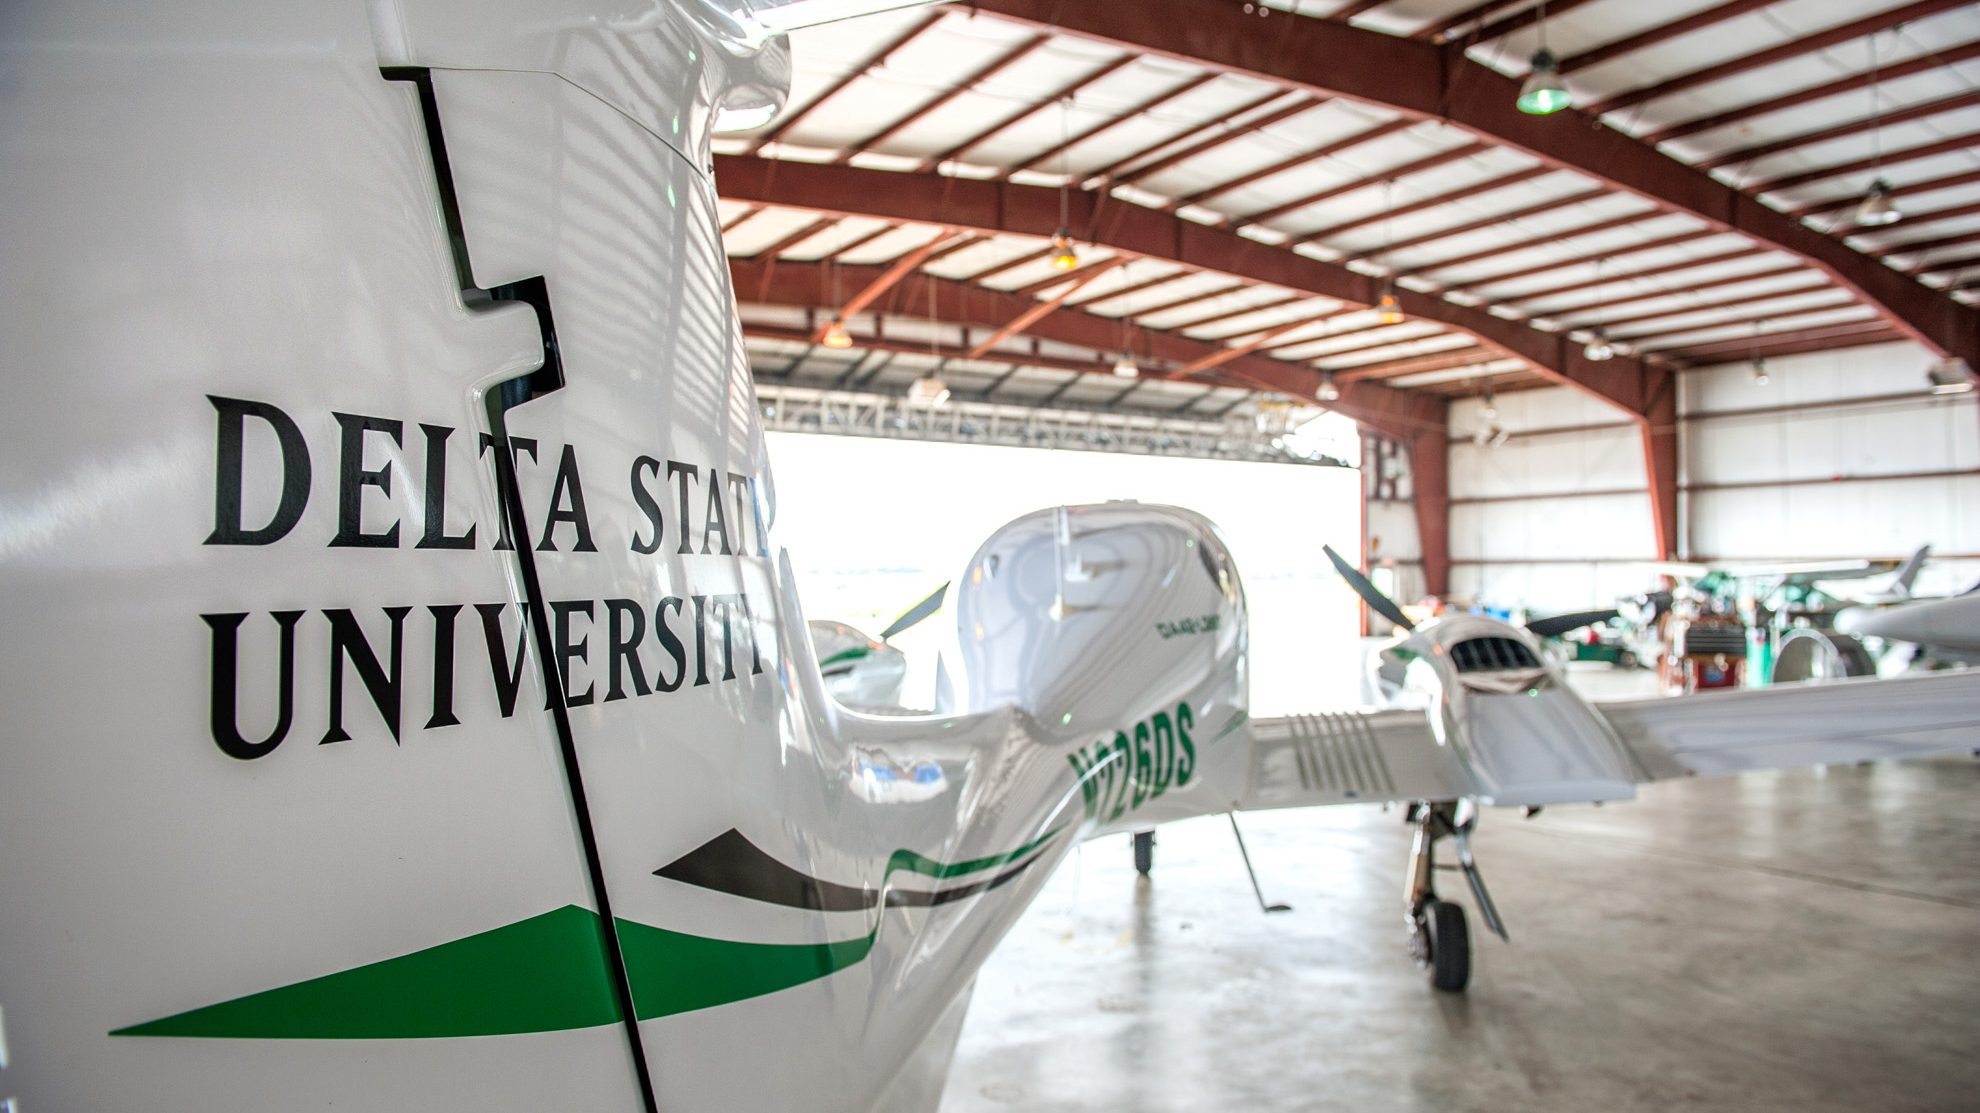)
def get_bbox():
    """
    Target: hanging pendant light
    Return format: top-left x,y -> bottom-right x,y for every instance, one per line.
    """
1517,4 -> 1571,115
1584,326 -> 1615,362
1855,177 -> 1900,227
1518,50 -> 1570,115
1050,96 -> 1081,271
909,372 -> 950,405
1750,357 -> 1769,386
1376,282 -> 1404,325
1583,258 -> 1615,360
1375,180 -> 1405,324
1317,371 -> 1340,402
1111,350 -> 1139,378
1855,34 -> 1902,228
821,317 -> 853,349
1050,229 -> 1080,270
